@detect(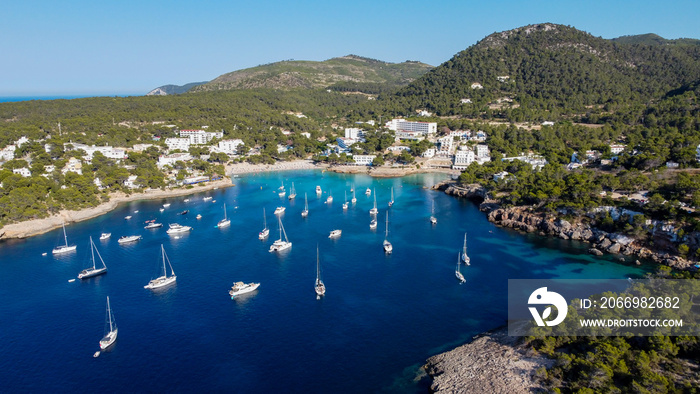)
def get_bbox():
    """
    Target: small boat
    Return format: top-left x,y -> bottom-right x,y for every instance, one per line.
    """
301,193 -> 309,218
217,203 -> 231,228
342,191 -> 348,210
159,208 -> 165,212
365,188 -> 371,196
99,296 -> 118,350
78,237 -> 108,279
144,245 -> 177,289
212,200 -> 216,203
259,208 -> 270,239
315,246 -> 325,297
144,222 -> 163,229
462,233 -> 470,266
279,182 -> 285,191
203,196 -> 212,201
99,233 -> 111,240
42,252 -> 48,256
124,216 -> 132,220
326,190 -> 333,203
117,235 -> 142,244
279,189 -> 286,197
274,206 -> 285,215
328,229 -> 342,239
229,282 -> 260,298
455,252 -> 466,283
162,203 -> 171,208
68,278 -> 75,282
183,198 -> 190,202
430,201 -> 437,225
166,224 -> 192,234
351,188 -> 357,204
288,182 -> 296,200
388,187 -> 394,207
316,185 -> 322,195
93,351 -> 100,358
369,188 -> 378,215
383,212 -> 393,254
180,210 -> 189,215
269,216 -> 292,253
134,210 -> 139,213
196,214 -> 202,219
369,219 -> 377,229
